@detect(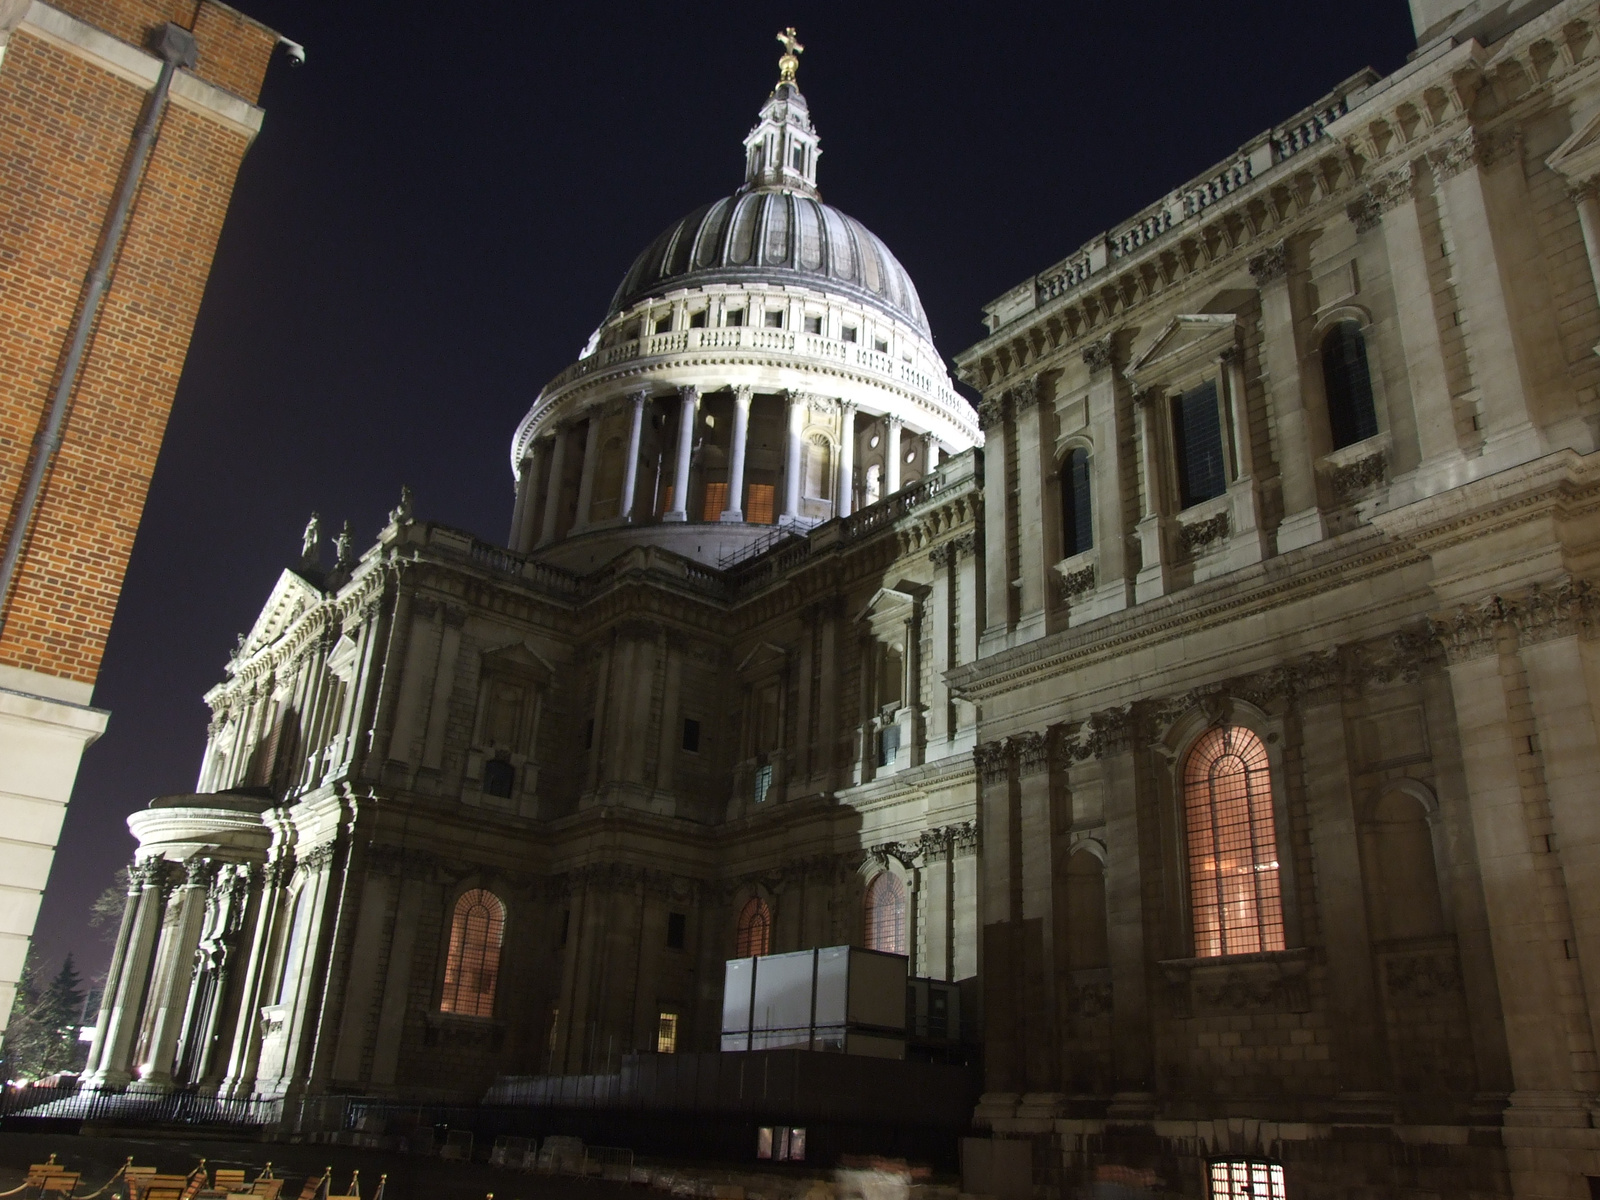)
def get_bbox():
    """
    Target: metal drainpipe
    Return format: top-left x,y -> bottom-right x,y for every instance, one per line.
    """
0,22 -> 198,637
